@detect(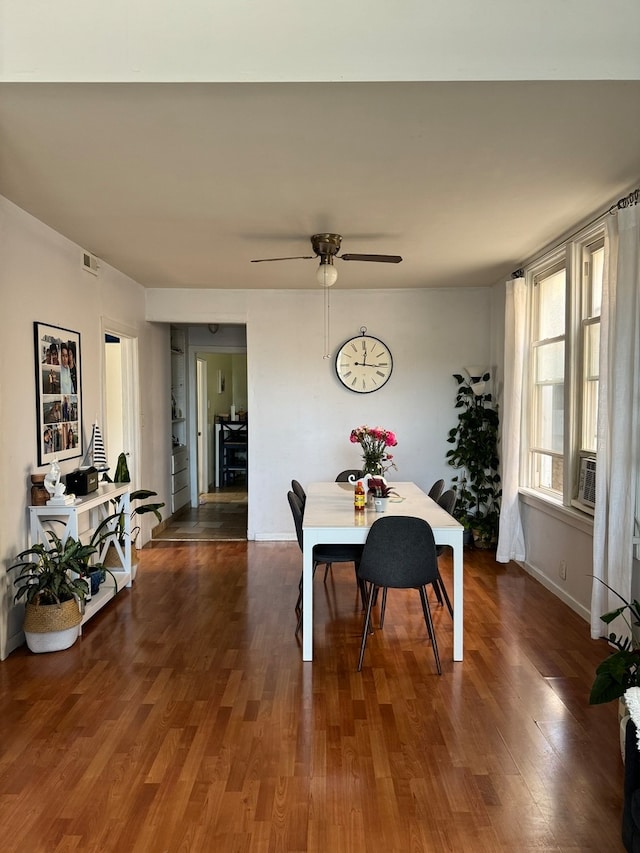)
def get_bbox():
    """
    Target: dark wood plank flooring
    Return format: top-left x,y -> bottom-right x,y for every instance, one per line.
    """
0,543 -> 622,852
